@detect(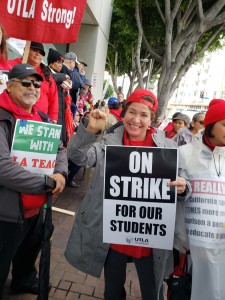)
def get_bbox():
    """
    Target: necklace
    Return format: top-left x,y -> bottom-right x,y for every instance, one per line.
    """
213,153 -> 221,177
